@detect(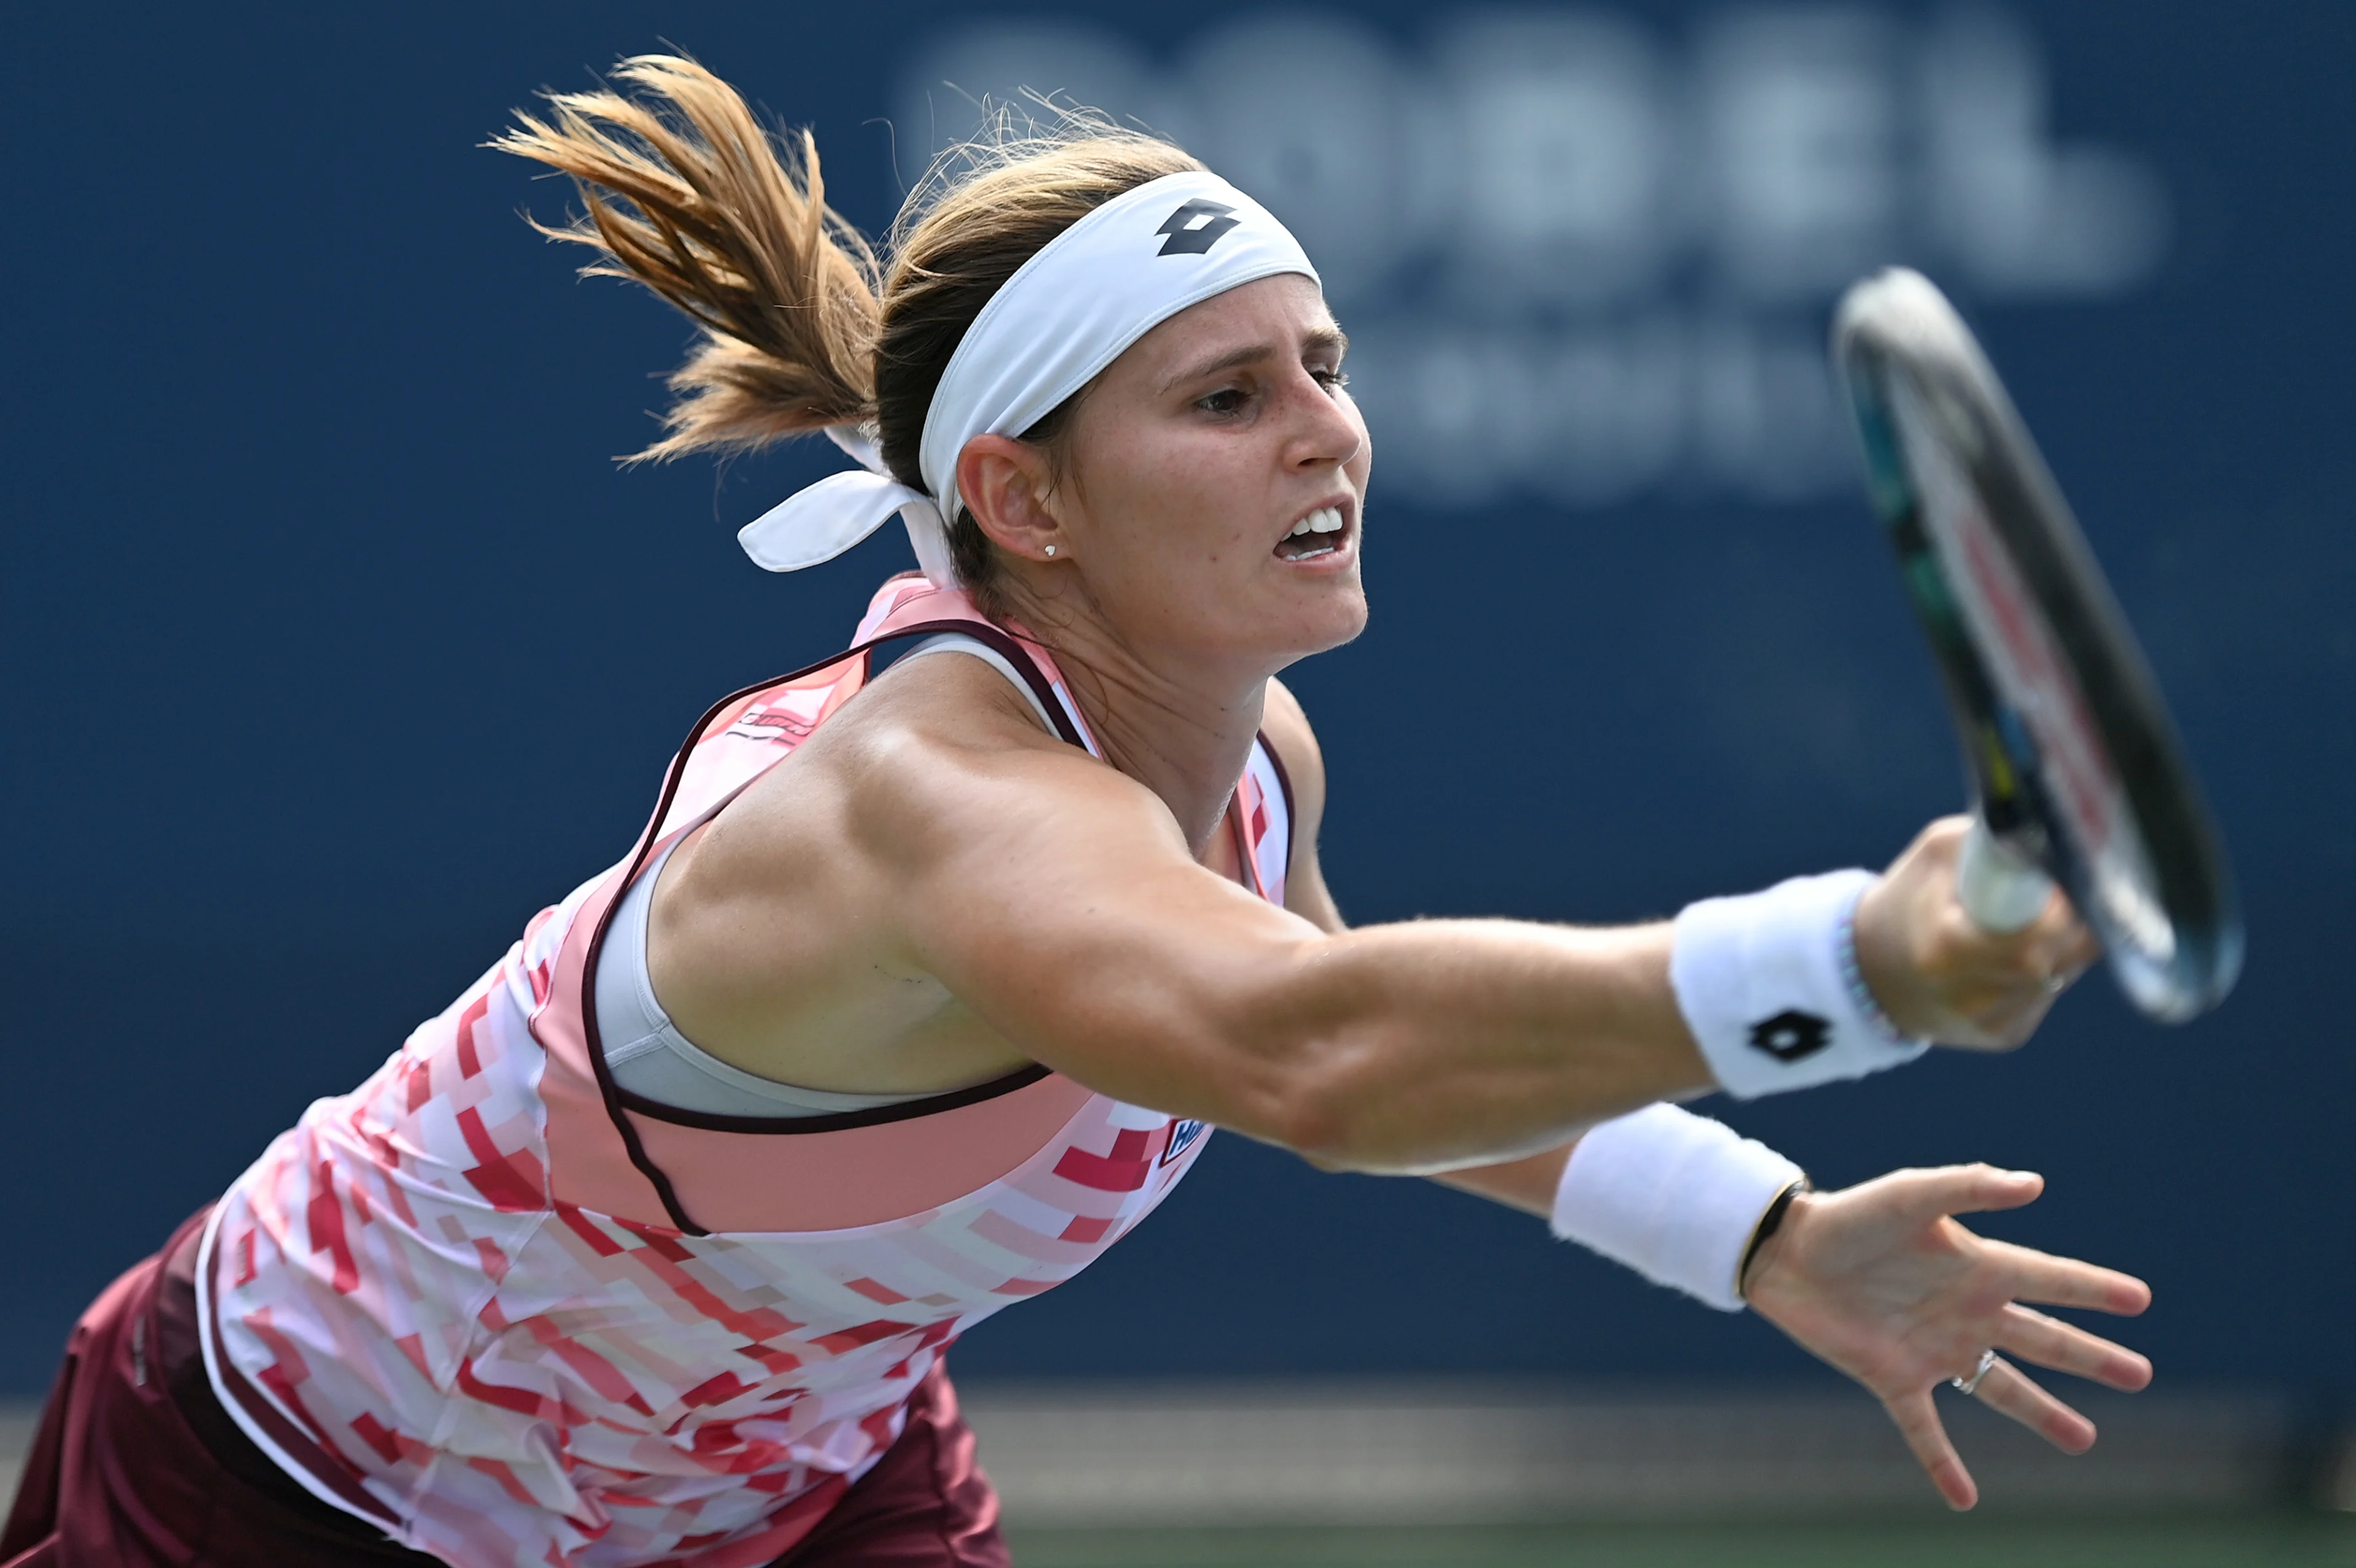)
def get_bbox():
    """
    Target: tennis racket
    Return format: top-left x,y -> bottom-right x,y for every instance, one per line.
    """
1831,267 -> 2241,1023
